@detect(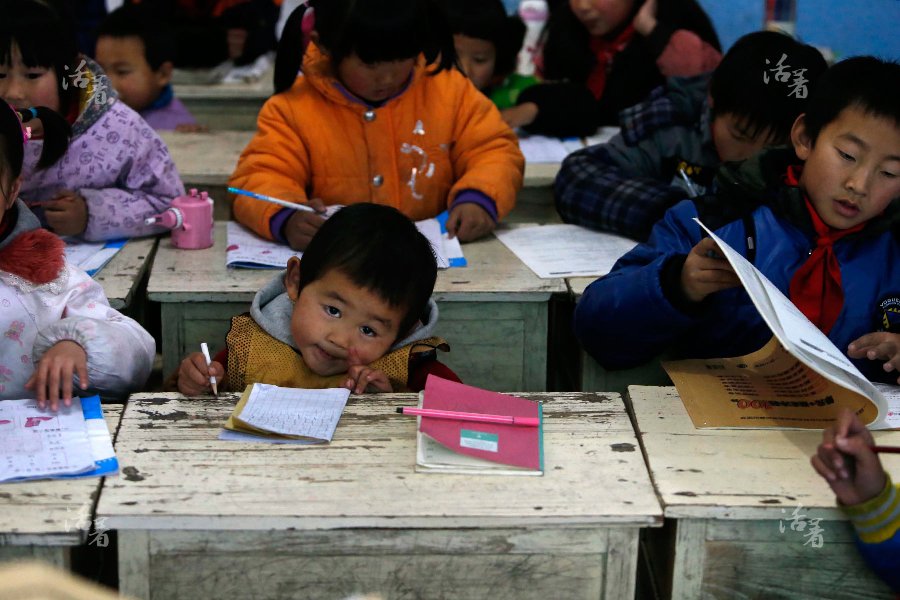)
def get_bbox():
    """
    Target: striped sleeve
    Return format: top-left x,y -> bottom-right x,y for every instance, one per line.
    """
843,476 -> 900,544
